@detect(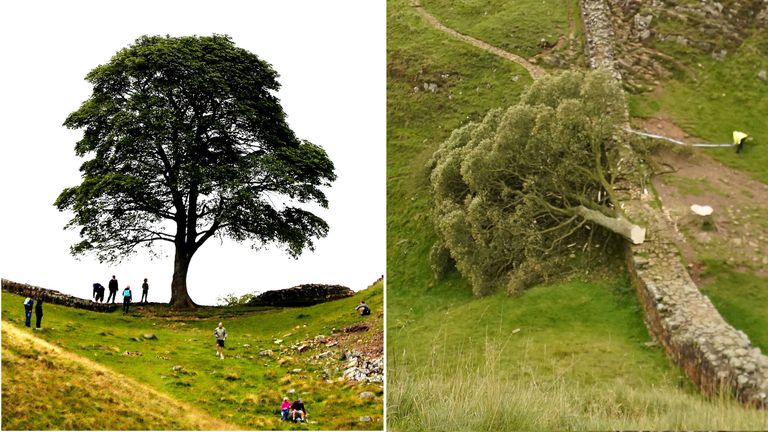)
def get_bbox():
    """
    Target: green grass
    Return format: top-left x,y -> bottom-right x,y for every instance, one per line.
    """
1,281 -> 383,430
390,356 -> 768,431
699,260 -> 768,353
420,0 -> 577,59
661,175 -> 726,197
387,0 -> 768,429
2,321 -> 234,430
629,31 -> 768,184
